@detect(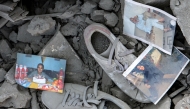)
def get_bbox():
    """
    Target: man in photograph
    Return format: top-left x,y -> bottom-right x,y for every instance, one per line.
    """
130,9 -> 170,35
